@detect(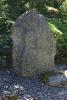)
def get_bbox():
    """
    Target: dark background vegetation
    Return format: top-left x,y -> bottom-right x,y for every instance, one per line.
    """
0,0 -> 67,67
